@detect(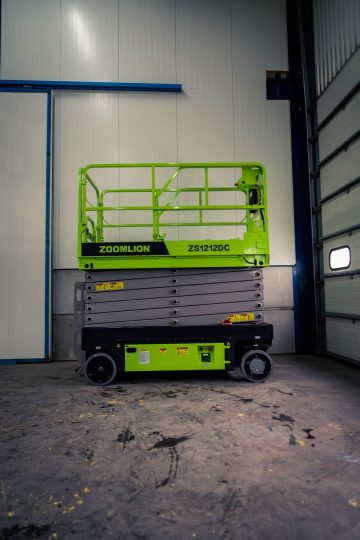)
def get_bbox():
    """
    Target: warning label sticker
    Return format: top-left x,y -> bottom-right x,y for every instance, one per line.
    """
95,281 -> 124,291
226,312 -> 255,323
159,348 -> 168,355
139,350 -> 150,365
177,347 -> 189,355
